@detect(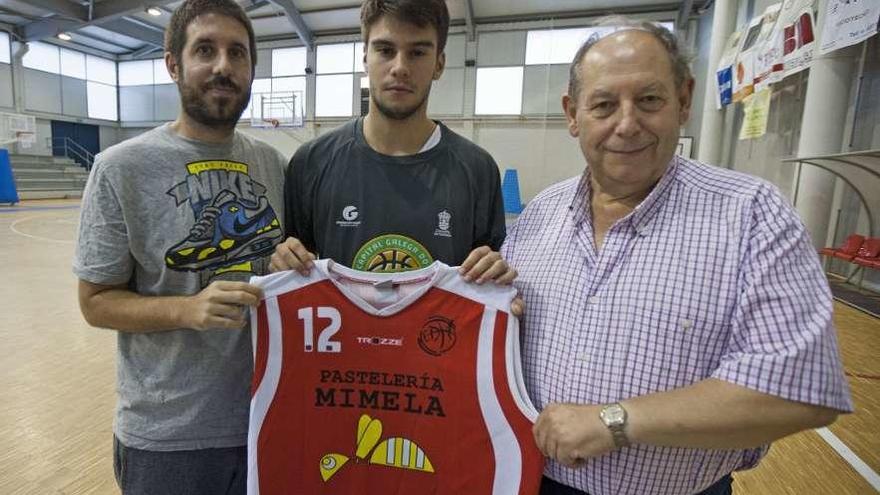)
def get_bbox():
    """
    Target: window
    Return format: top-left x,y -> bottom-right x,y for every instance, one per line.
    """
474,67 -> 523,115
119,60 -> 154,86
354,42 -> 365,73
0,32 -> 10,65
526,28 -> 593,65
315,74 -> 353,117
526,23 -> 675,65
86,55 -> 117,86
87,81 -> 117,120
315,42 -> 357,118
60,48 -> 86,79
272,47 -> 307,77
86,54 -> 118,120
23,41 -> 60,74
318,43 -> 354,74
153,59 -> 173,84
